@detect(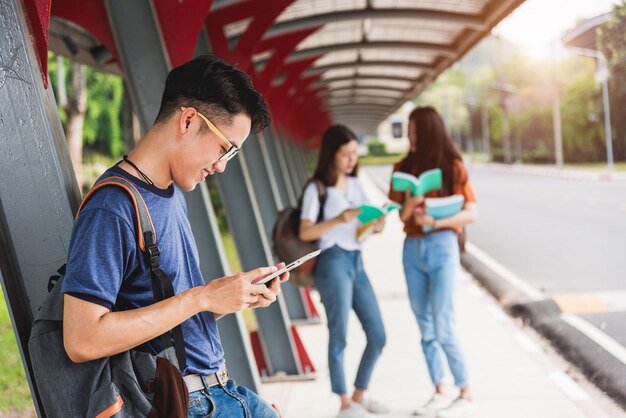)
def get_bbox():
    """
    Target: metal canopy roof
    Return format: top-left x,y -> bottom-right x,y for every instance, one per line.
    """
47,0 -> 525,141
562,13 -> 611,51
